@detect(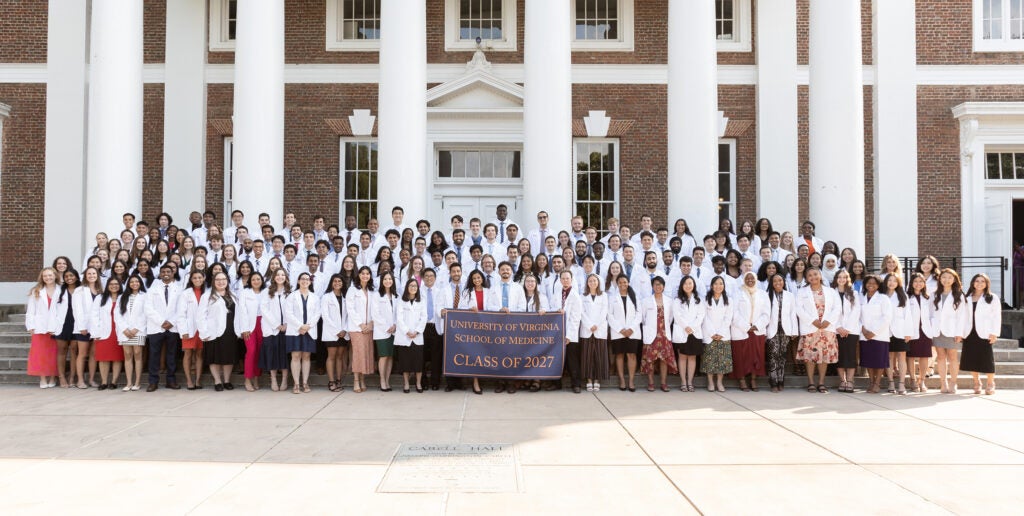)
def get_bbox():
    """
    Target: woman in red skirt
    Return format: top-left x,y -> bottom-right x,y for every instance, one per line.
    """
26,267 -> 59,388
91,277 -> 125,390
730,272 -> 770,391
236,271 -> 266,391
177,271 -> 206,389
